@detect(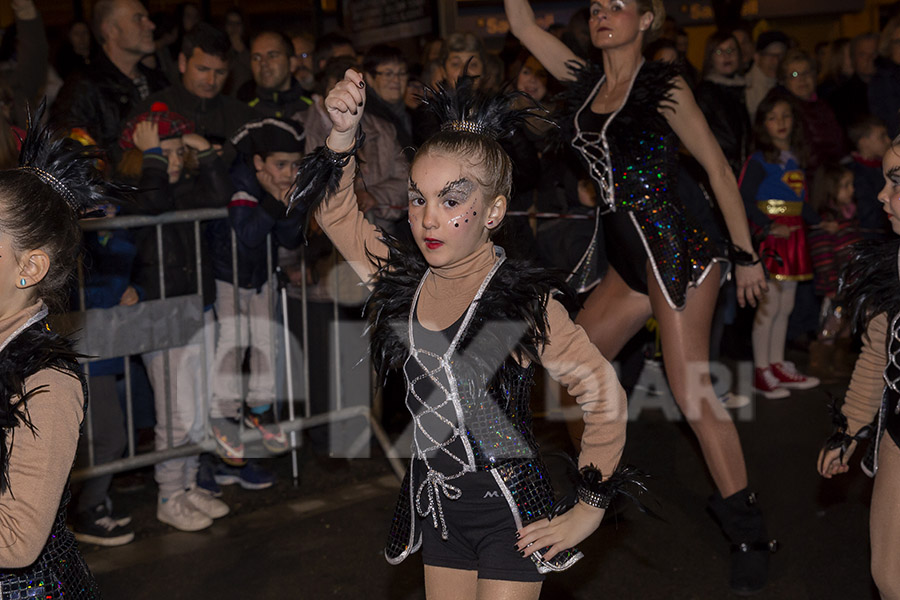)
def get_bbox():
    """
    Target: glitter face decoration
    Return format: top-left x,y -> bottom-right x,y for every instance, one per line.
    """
408,153 -> 493,268
878,149 -> 900,235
